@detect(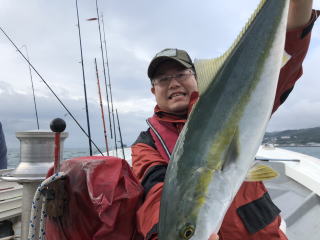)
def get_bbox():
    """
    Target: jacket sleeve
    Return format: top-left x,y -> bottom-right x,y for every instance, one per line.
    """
272,9 -> 319,113
131,130 -> 168,240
